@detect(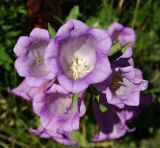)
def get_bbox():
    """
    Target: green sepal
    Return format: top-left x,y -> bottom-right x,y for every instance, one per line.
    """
99,104 -> 107,112
66,5 -> 80,20
48,23 -> 56,38
72,93 -> 79,109
121,43 -> 130,54
109,41 -> 121,56
109,42 -> 130,62
95,95 -> 100,103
